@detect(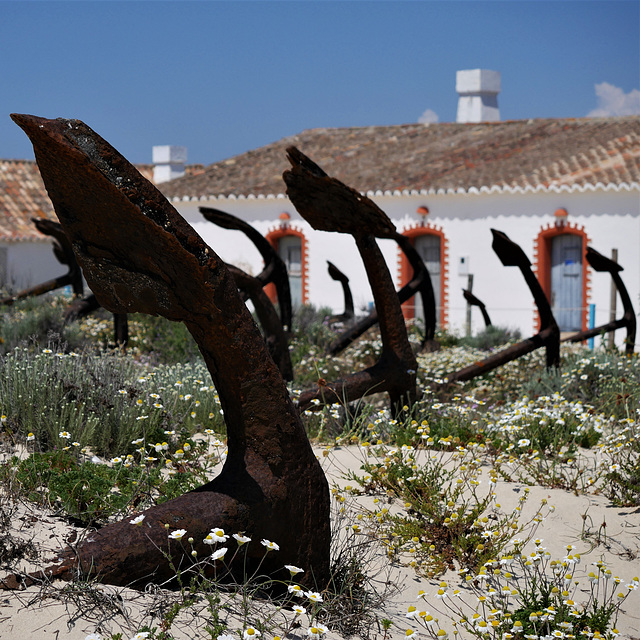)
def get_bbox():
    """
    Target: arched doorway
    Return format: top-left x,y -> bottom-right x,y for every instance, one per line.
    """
398,224 -> 448,328
265,215 -> 308,309
534,219 -> 590,333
